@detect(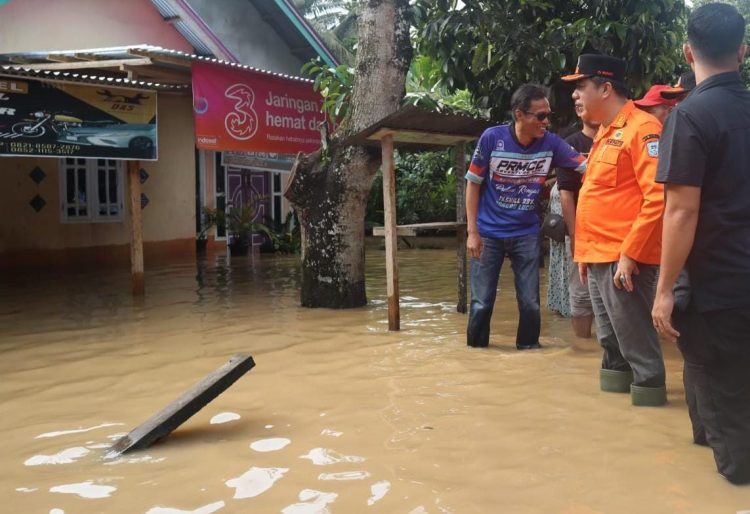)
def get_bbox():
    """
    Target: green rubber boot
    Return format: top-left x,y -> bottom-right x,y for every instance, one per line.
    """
631,384 -> 668,406
600,369 -> 633,393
